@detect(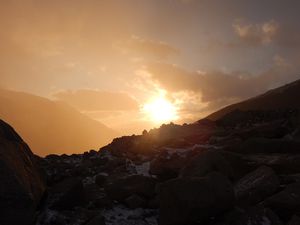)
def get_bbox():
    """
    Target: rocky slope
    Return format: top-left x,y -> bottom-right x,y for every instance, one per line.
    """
207,79 -> 300,121
34,107 -> 300,225
2,80 -> 300,225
